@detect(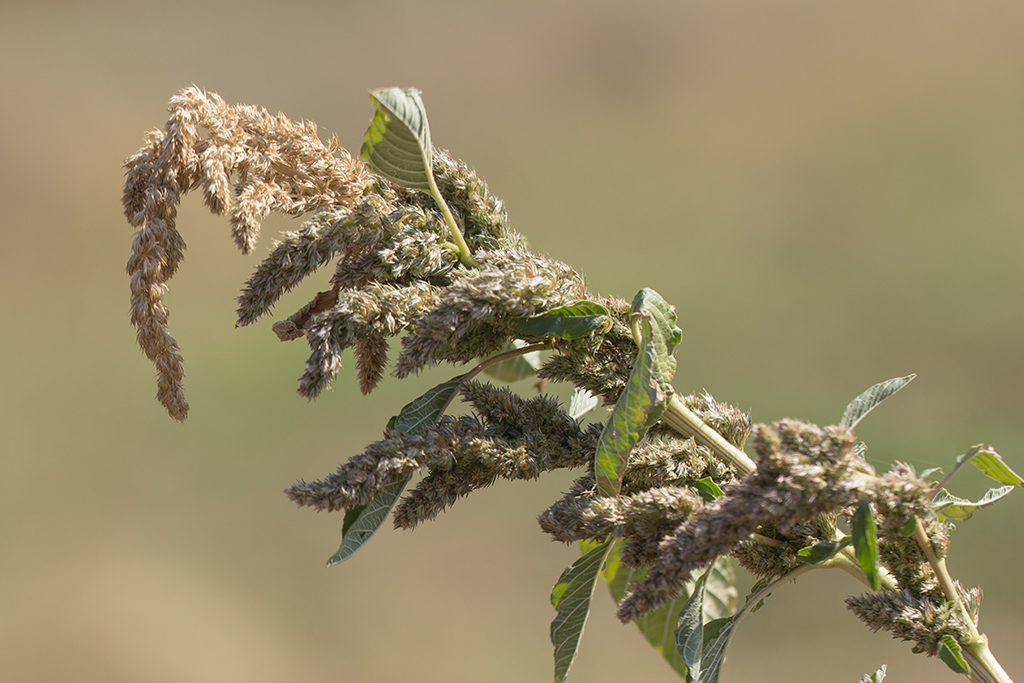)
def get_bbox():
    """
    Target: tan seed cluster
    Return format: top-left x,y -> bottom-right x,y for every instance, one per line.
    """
123,87 -> 370,419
